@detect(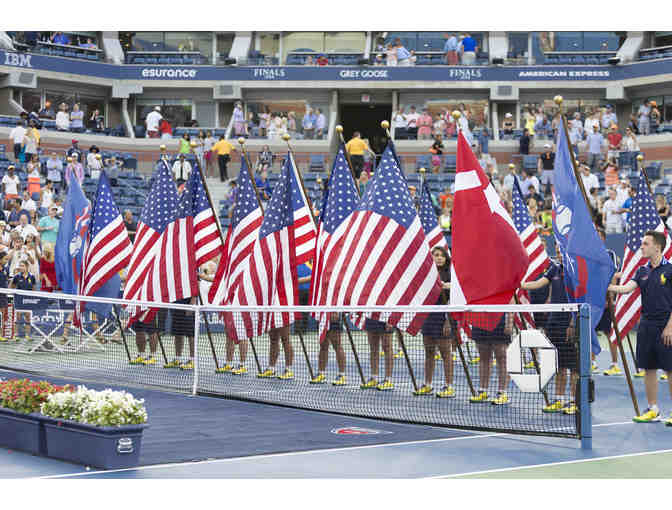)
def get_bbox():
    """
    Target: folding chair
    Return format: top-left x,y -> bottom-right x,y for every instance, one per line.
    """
13,295 -> 64,354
